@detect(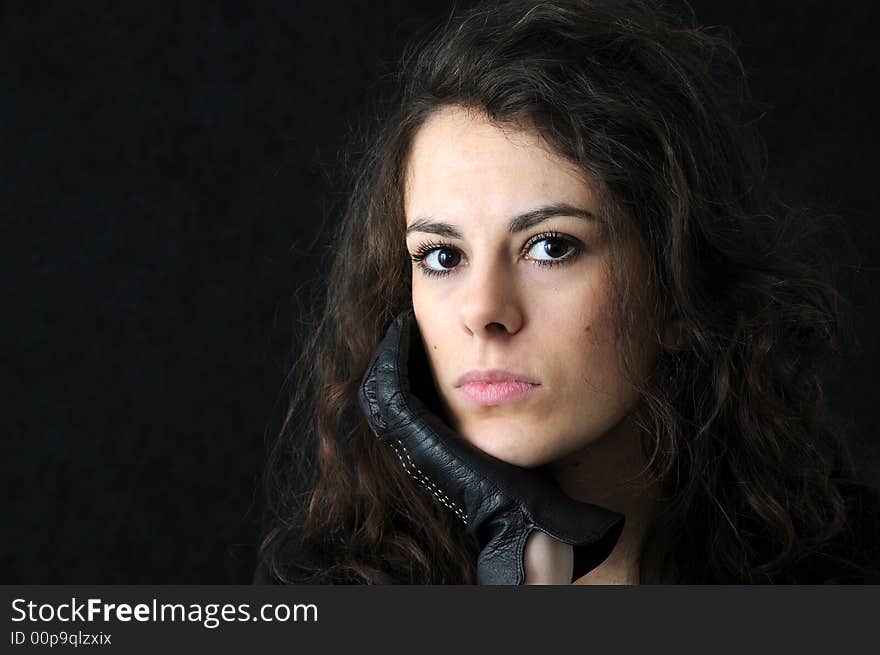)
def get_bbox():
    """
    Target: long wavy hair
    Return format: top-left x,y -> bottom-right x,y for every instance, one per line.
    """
257,0 -> 880,584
